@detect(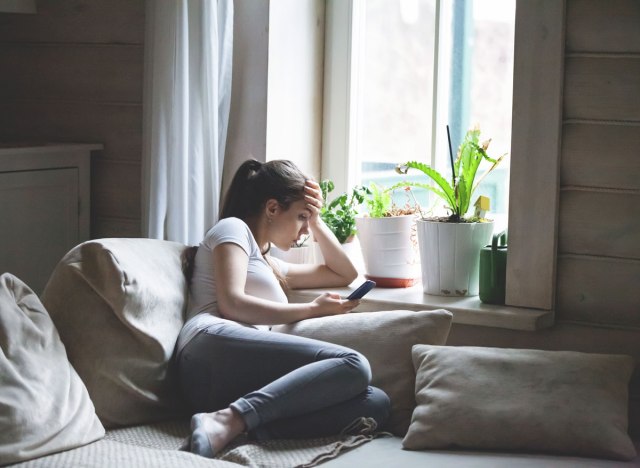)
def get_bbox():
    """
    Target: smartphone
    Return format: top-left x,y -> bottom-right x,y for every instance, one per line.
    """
347,280 -> 376,300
